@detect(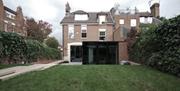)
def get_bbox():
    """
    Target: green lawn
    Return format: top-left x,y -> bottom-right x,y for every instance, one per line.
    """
0,65 -> 180,91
